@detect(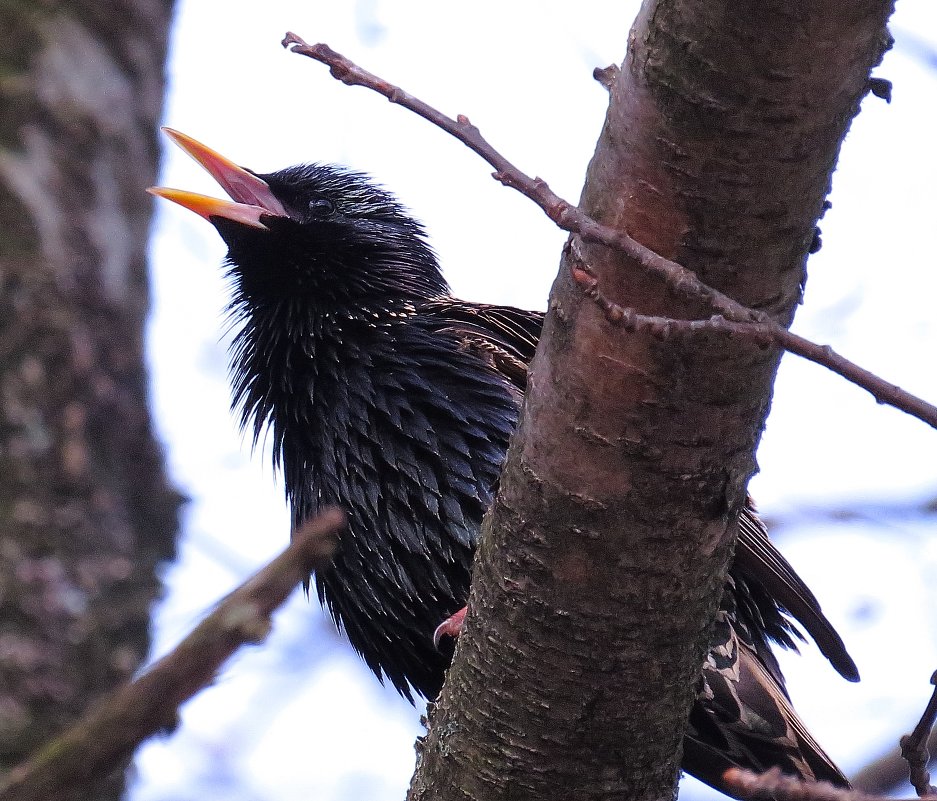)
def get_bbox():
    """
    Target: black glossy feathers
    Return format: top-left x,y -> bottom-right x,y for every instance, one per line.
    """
185,161 -> 855,792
